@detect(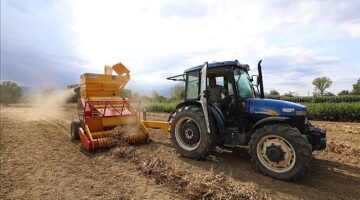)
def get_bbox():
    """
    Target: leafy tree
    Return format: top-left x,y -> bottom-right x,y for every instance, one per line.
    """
323,91 -> 335,96
269,89 -> 280,96
151,90 -> 167,102
151,90 -> 160,100
122,89 -> 132,99
312,77 -> 332,96
157,95 -> 167,102
132,92 -> 140,100
284,91 -> 297,97
67,84 -> 79,89
338,90 -> 350,96
170,85 -> 185,100
0,81 -> 23,104
66,84 -> 80,103
141,95 -> 151,102
352,78 -> 360,95
42,88 -> 57,96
